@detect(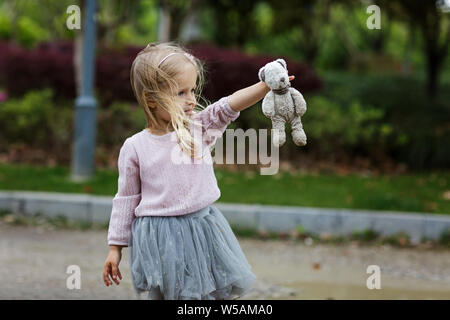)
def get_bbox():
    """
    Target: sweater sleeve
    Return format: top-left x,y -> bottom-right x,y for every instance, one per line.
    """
196,95 -> 240,145
107,138 -> 141,246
